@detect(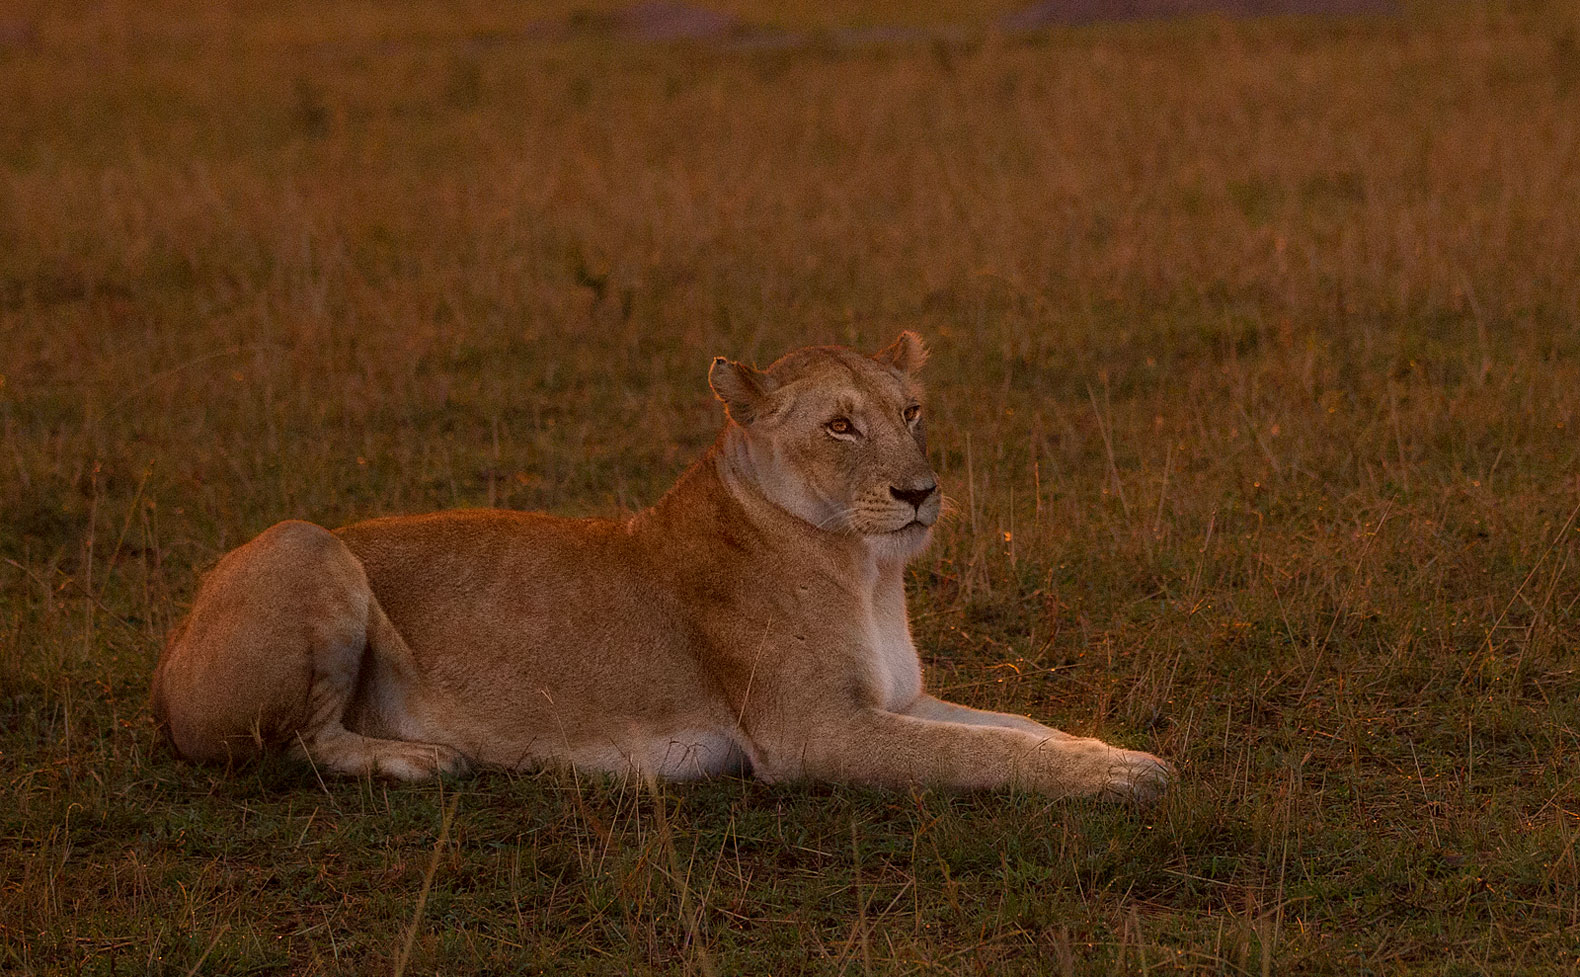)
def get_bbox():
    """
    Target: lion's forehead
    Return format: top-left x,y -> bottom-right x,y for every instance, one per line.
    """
787,382 -> 912,426
772,352 -> 916,413
816,378 -> 902,407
